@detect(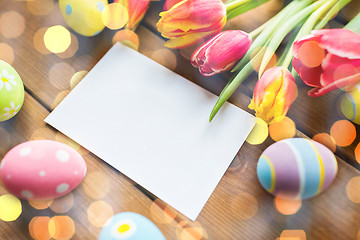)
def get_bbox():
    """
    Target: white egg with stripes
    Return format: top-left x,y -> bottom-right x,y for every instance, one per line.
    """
257,138 -> 338,199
